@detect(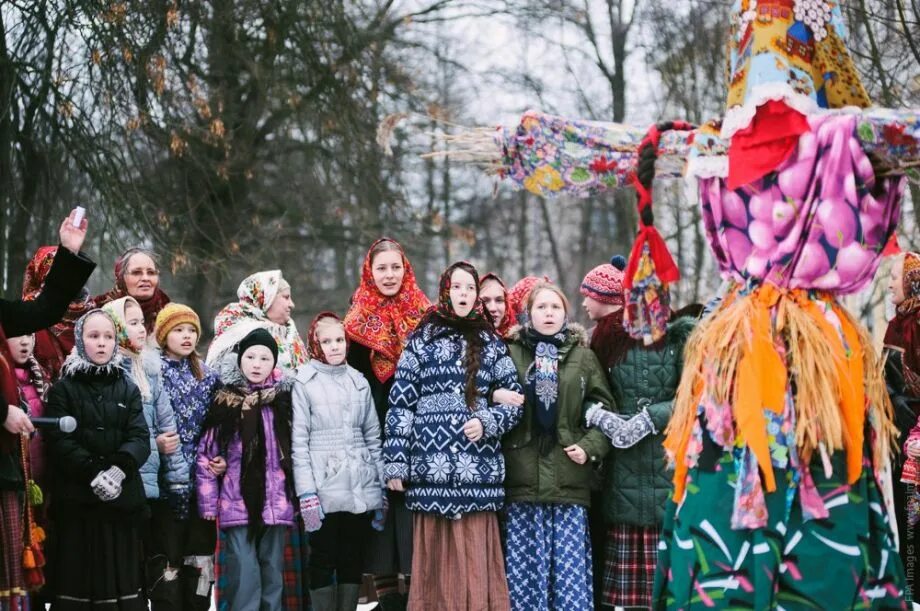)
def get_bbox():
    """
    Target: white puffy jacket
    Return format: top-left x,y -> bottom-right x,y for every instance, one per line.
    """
291,359 -> 384,514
